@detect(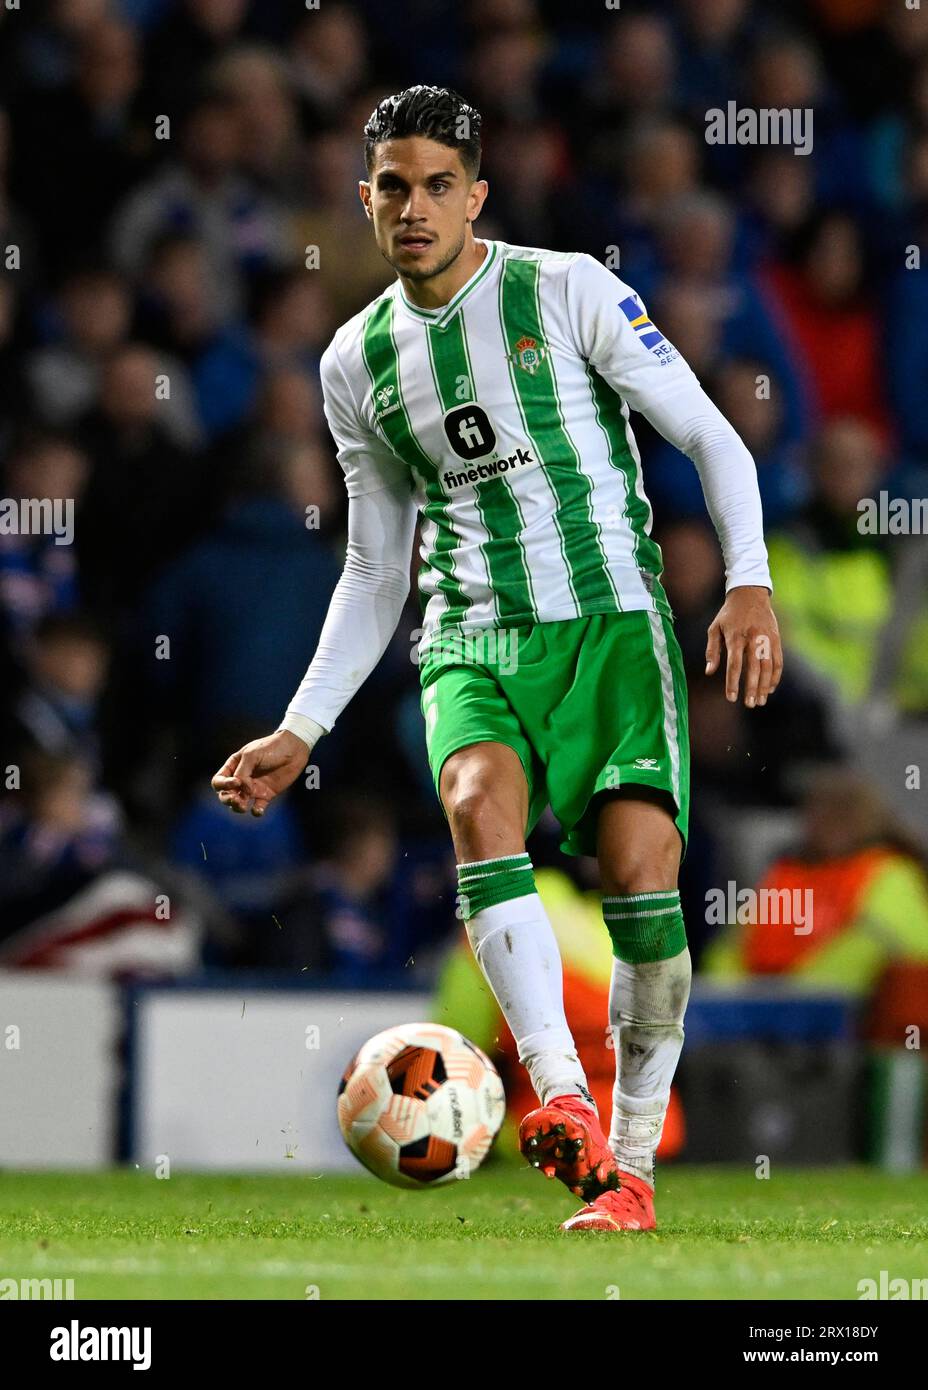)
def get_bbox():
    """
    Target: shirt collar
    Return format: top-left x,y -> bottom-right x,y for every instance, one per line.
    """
396,239 -> 499,328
